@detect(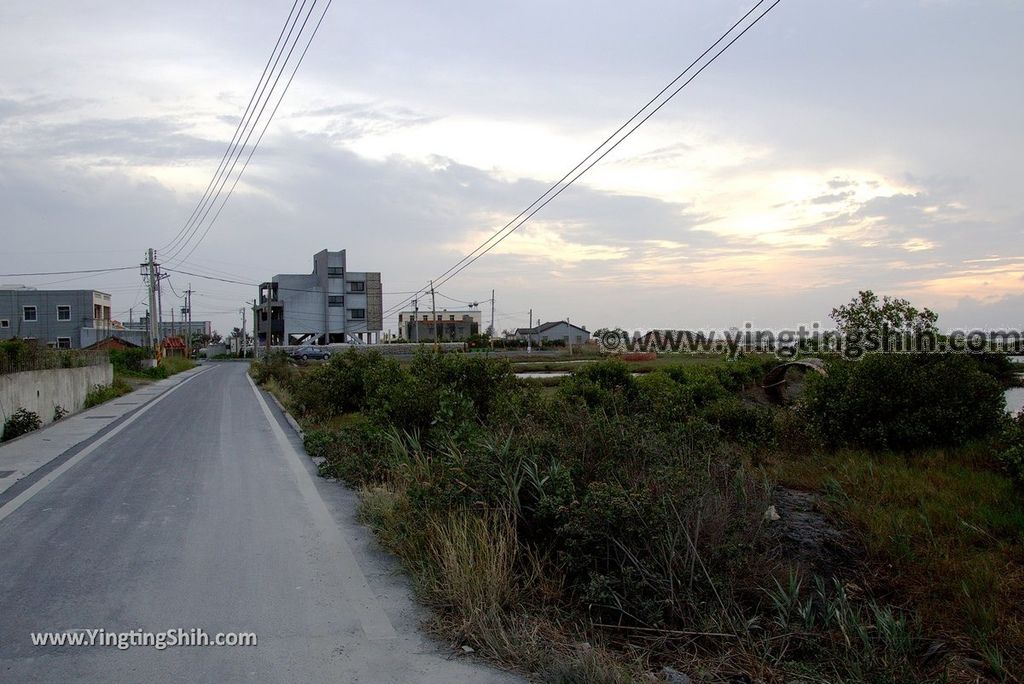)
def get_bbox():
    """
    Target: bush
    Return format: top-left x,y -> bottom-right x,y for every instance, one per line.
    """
109,347 -> 152,373
83,377 -> 133,408
559,358 -> 636,409
290,350 -> 392,421
998,412 -> 1024,487
804,353 -> 1006,449
2,408 -> 42,442
249,351 -> 295,387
